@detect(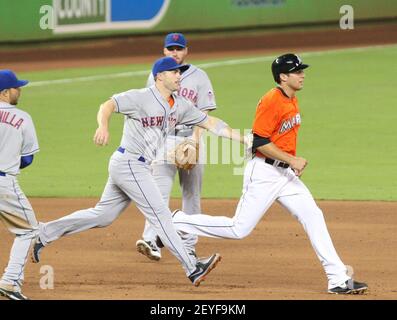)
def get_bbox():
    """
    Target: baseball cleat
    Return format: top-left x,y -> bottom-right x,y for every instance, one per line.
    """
0,285 -> 29,301
189,253 -> 221,287
30,236 -> 44,263
136,239 -> 161,261
328,279 -> 368,295
155,235 -> 164,249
